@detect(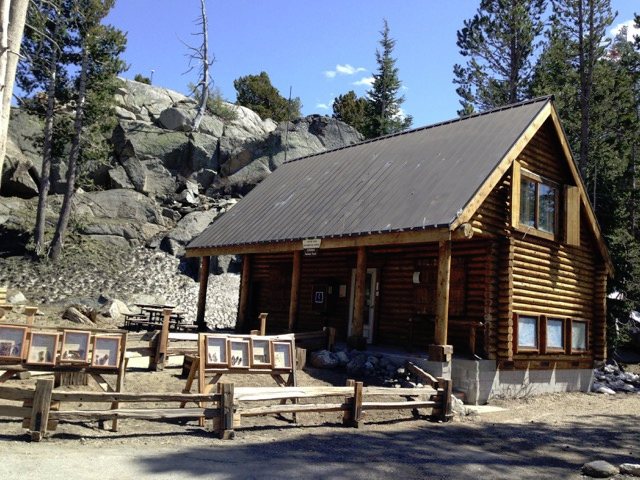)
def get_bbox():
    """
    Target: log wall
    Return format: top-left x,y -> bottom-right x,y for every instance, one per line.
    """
470,119 -> 607,364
